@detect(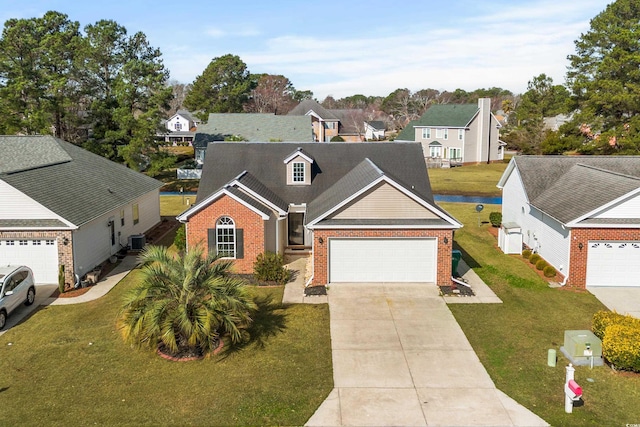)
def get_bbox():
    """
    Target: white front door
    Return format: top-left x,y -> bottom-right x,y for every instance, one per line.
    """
329,238 -> 437,283
0,239 -> 59,284
586,241 -> 640,287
